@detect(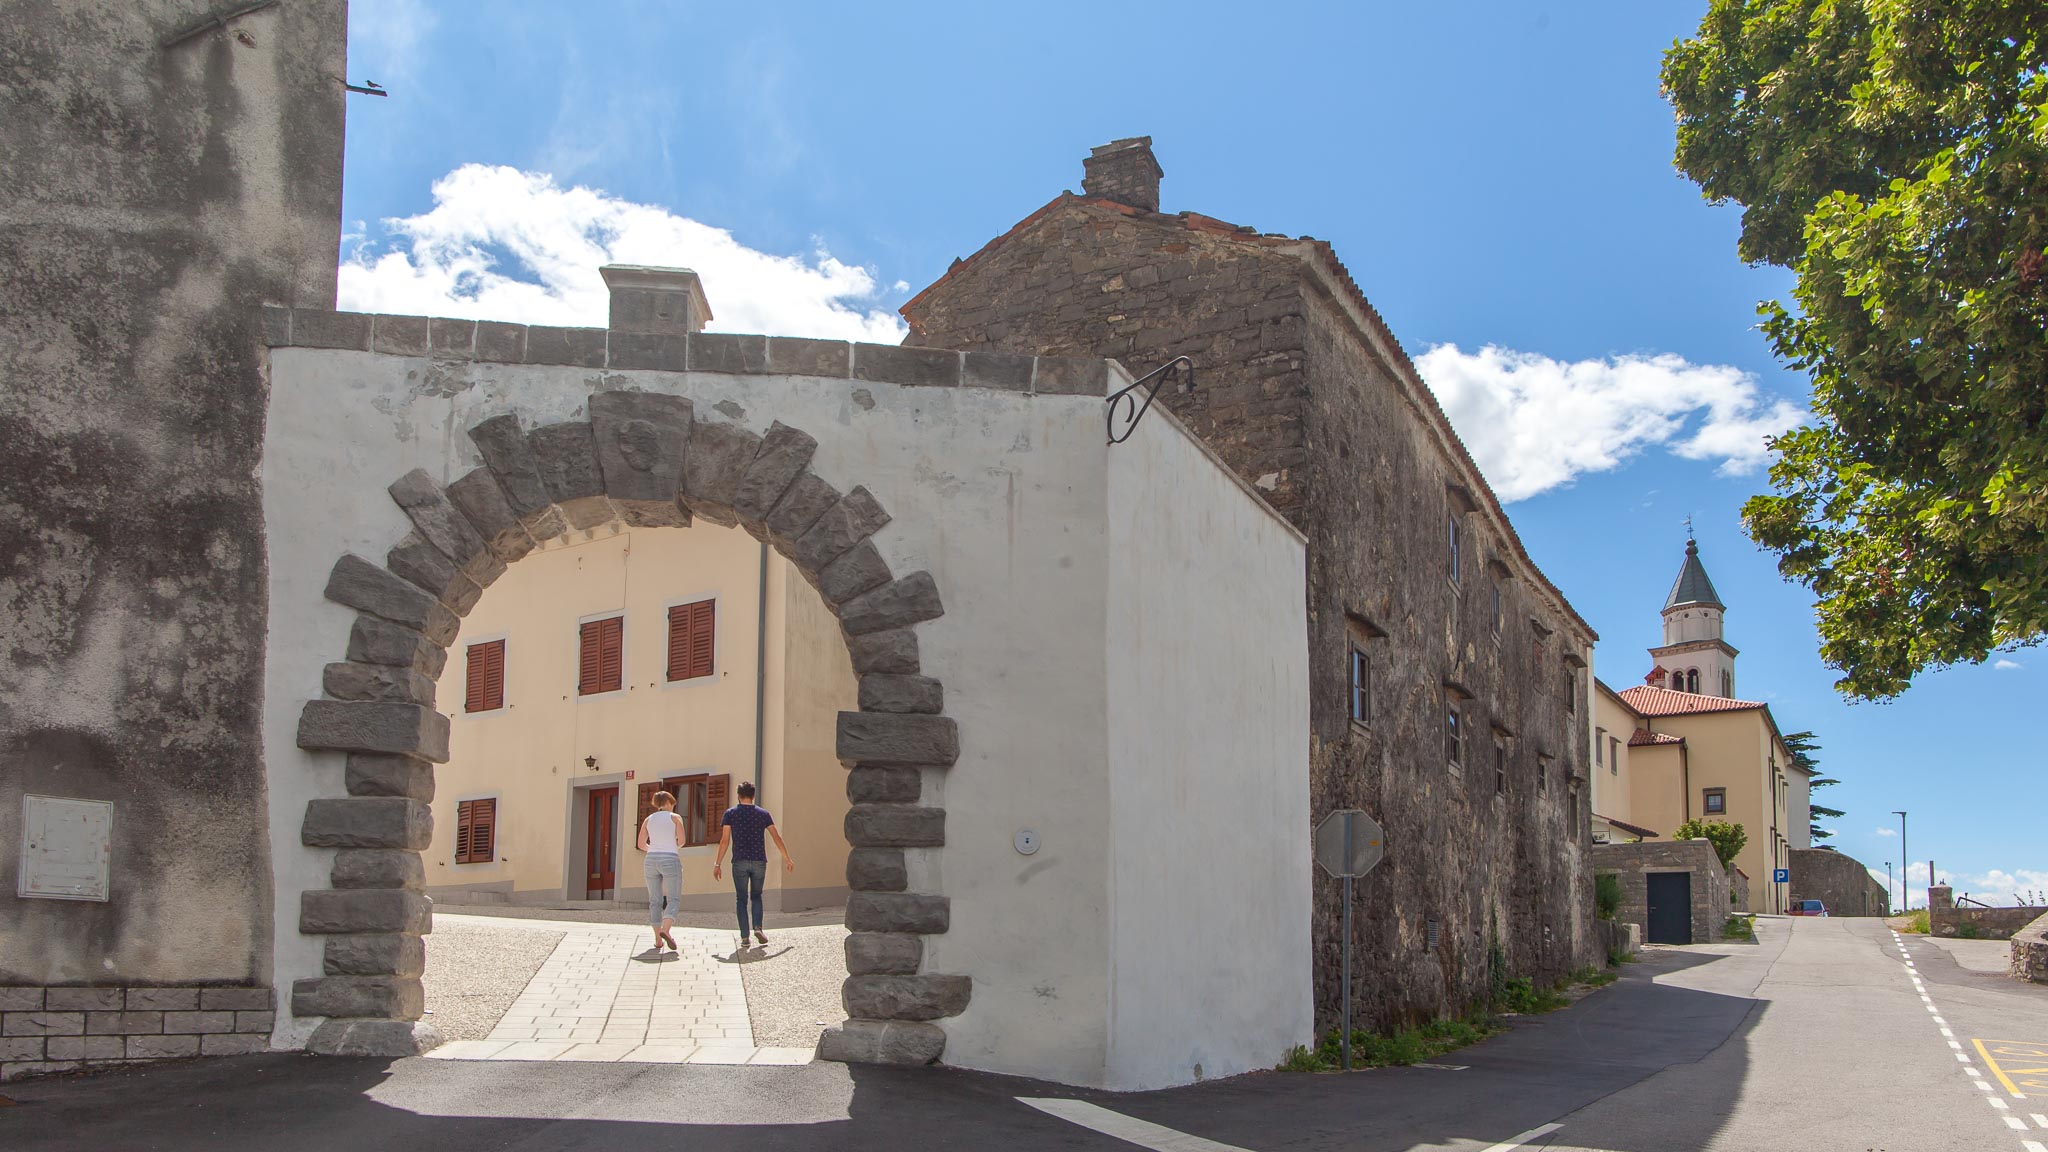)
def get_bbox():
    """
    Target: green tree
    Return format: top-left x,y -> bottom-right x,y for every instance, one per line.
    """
1675,818 -> 1749,871
1783,730 -> 1845,843
1663,2 -> 2048,699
